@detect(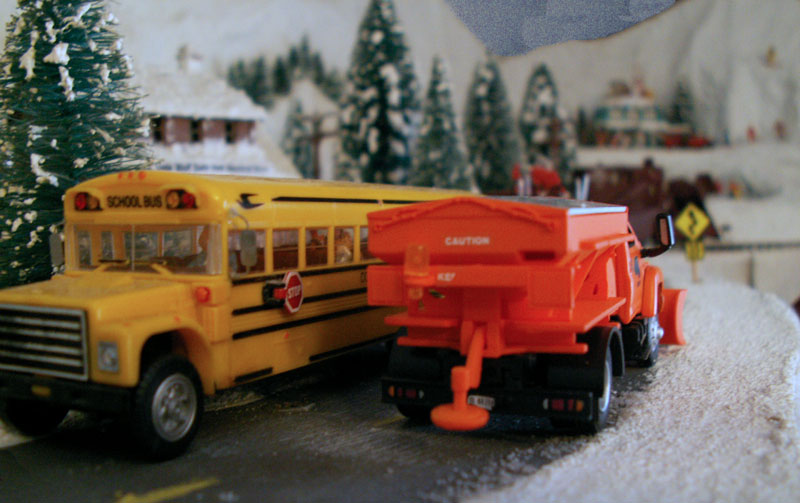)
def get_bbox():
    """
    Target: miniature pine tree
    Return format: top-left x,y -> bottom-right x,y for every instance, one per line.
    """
227,59 -> 250,93
518,64 -> 576,183
671,80 -> 695,131
248,56 -> 272,108
281,101 -> 314,178
409,56 -> 470,190
0,0 -> 151,288
273,56 -> 290,95
463,58 -> 519,194
336,0 -> 419,184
